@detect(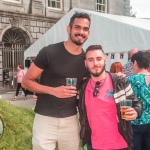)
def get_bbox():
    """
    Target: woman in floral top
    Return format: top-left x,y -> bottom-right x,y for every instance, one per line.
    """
128,51 -> 150,150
